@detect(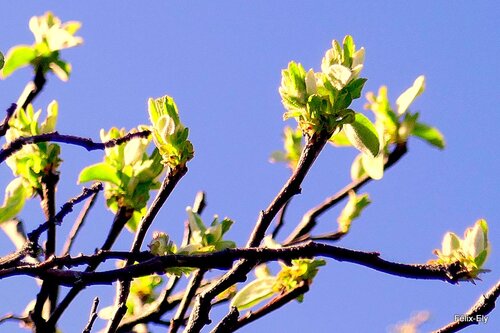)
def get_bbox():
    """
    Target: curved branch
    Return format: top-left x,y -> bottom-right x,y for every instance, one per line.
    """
285,142 -> 407,245
0,103 -> 17,138
1,242 -> 467,286
433,280 -> 500,333
106,165 -> 188,332
0,130 -> 151,164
